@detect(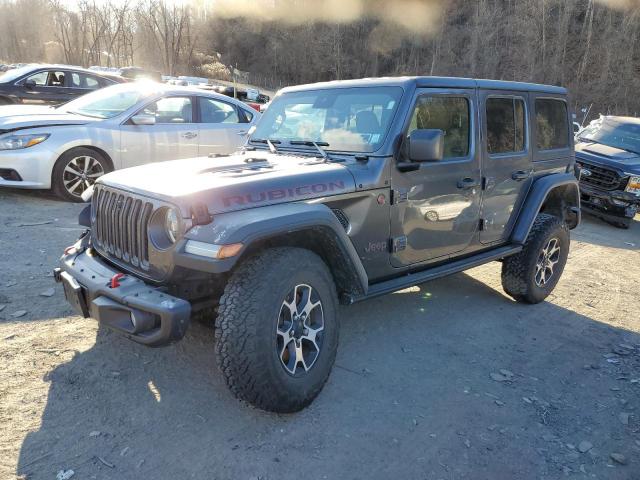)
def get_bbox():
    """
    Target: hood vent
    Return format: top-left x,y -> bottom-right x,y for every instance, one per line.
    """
332,209 -> 350,232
